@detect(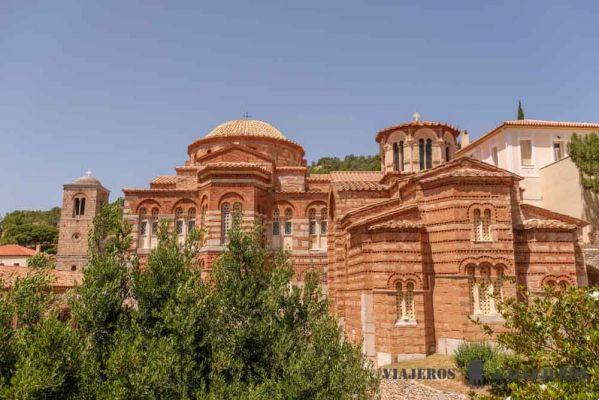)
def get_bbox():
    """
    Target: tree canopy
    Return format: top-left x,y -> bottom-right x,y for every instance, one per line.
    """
0,208 -> 61,252
0,208 -> 378,399
569,132 -> 599,194
309,154 -> 380,174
